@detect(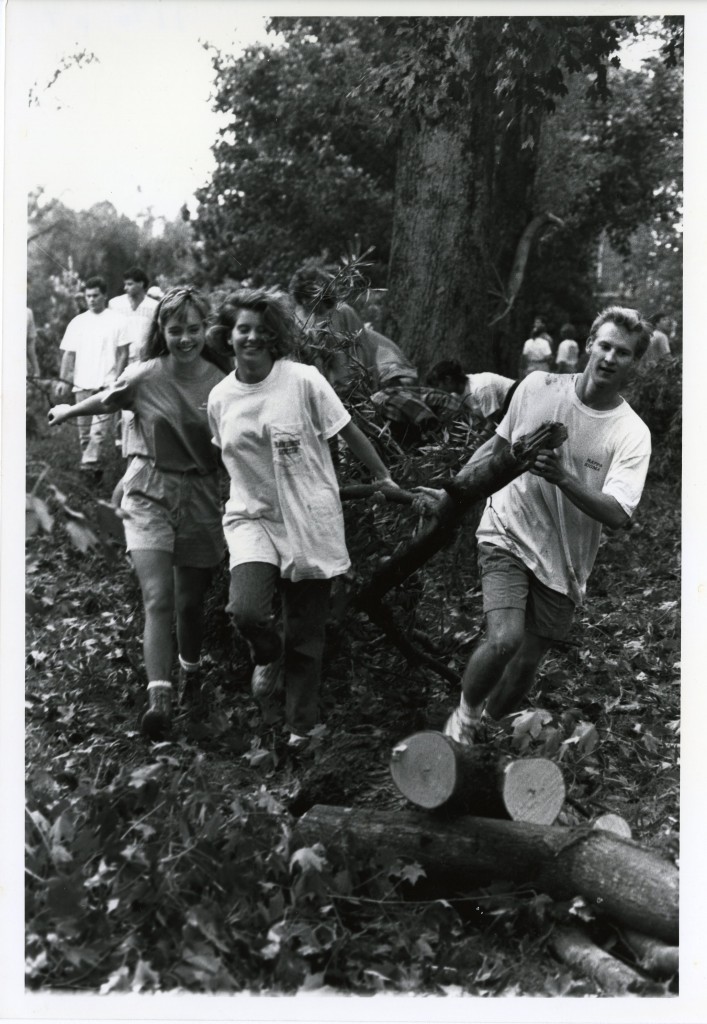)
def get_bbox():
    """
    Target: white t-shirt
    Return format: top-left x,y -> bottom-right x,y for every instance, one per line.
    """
476,372 -> 651,604
522,336 -> 553,371
60,308 -> 128,390
208,359 -> 352,581
556,339 -> 580,369
109,294 -> 159,362
461,372 -> 515,424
